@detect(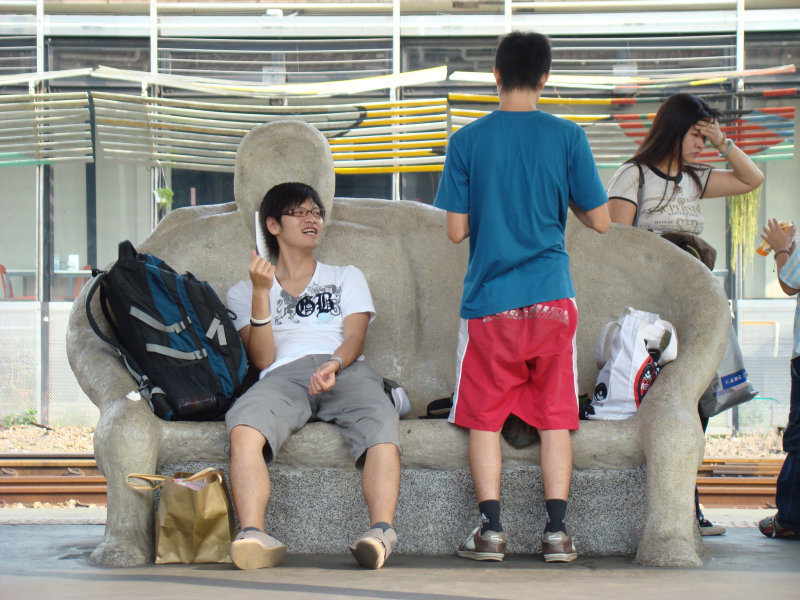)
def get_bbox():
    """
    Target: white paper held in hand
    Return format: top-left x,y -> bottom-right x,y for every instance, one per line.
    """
254,211 -> 268,258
